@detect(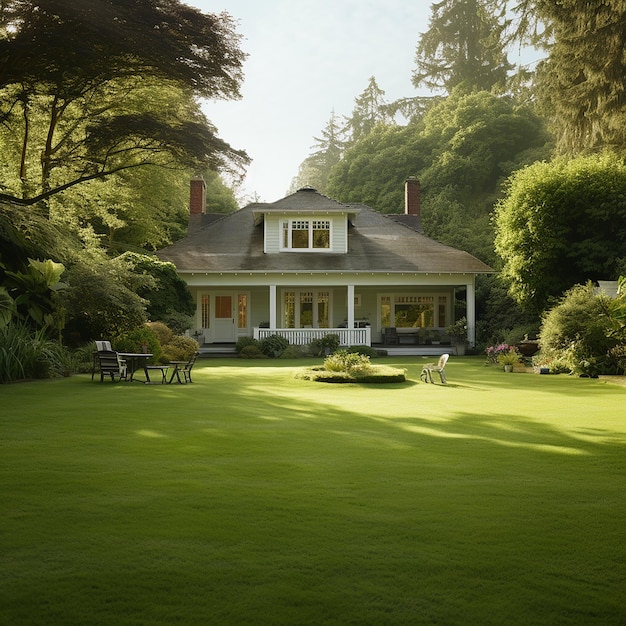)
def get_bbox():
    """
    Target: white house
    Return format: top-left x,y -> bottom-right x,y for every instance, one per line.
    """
156,177 -> 492,350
